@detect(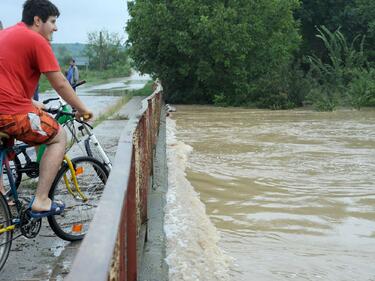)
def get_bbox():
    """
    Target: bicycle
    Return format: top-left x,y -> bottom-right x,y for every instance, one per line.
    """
2,88 -> 112,193
0,120 -> 109,271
